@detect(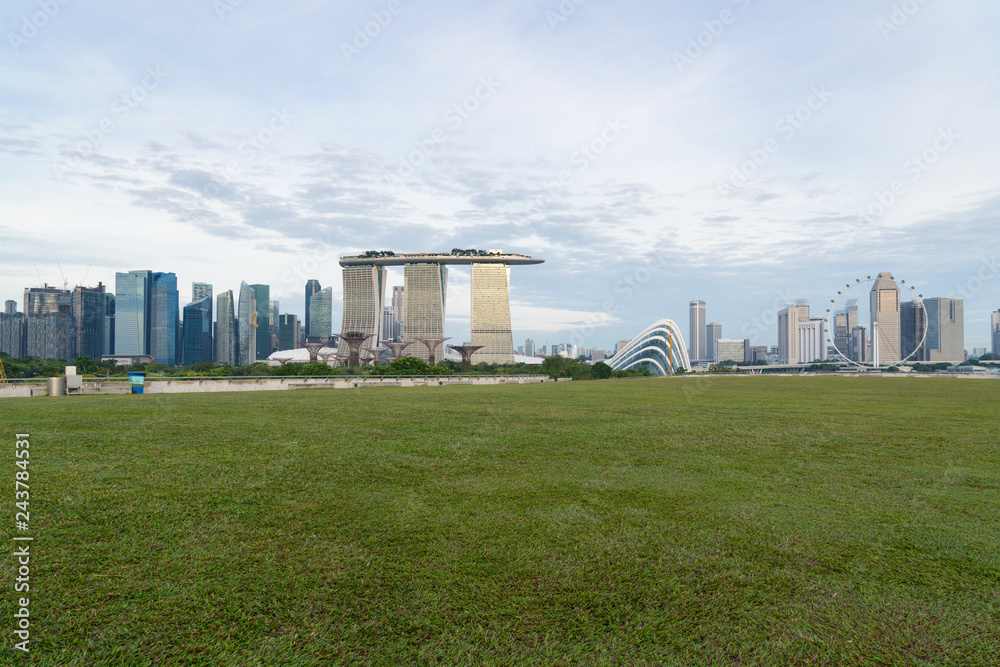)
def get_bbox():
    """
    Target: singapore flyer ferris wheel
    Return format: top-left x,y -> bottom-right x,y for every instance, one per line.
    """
826,273 -> 928,367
